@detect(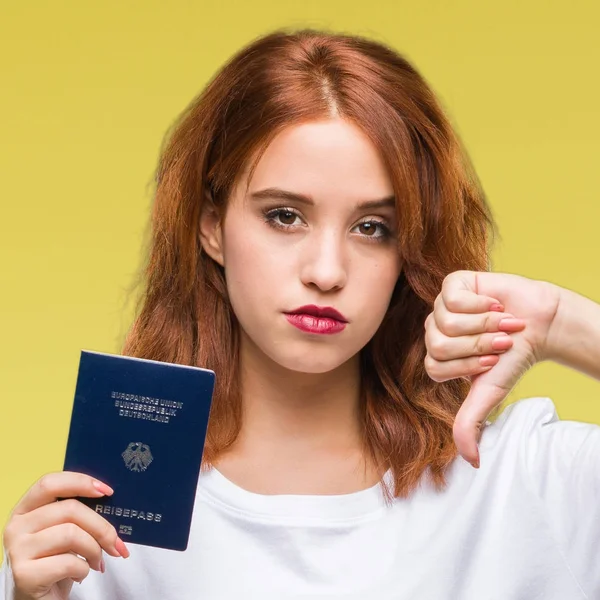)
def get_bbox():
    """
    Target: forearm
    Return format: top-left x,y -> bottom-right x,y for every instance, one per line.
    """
545,284 -> 600,382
